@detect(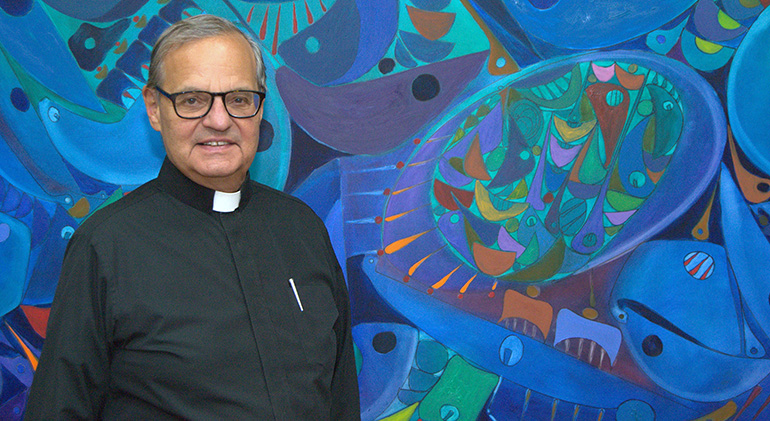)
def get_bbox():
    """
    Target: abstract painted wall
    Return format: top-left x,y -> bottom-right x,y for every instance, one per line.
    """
1,0 -> 769,419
